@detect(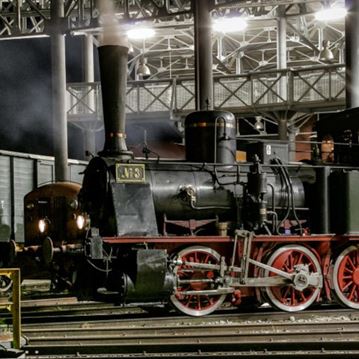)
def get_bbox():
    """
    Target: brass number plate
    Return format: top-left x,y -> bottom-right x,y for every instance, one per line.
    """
116,163 -> 145,183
